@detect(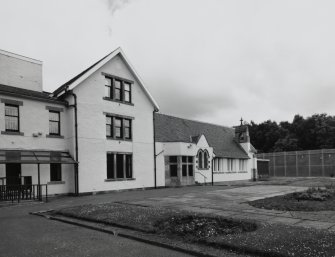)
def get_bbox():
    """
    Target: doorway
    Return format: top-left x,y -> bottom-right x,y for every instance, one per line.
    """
6,164 -> 21,186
